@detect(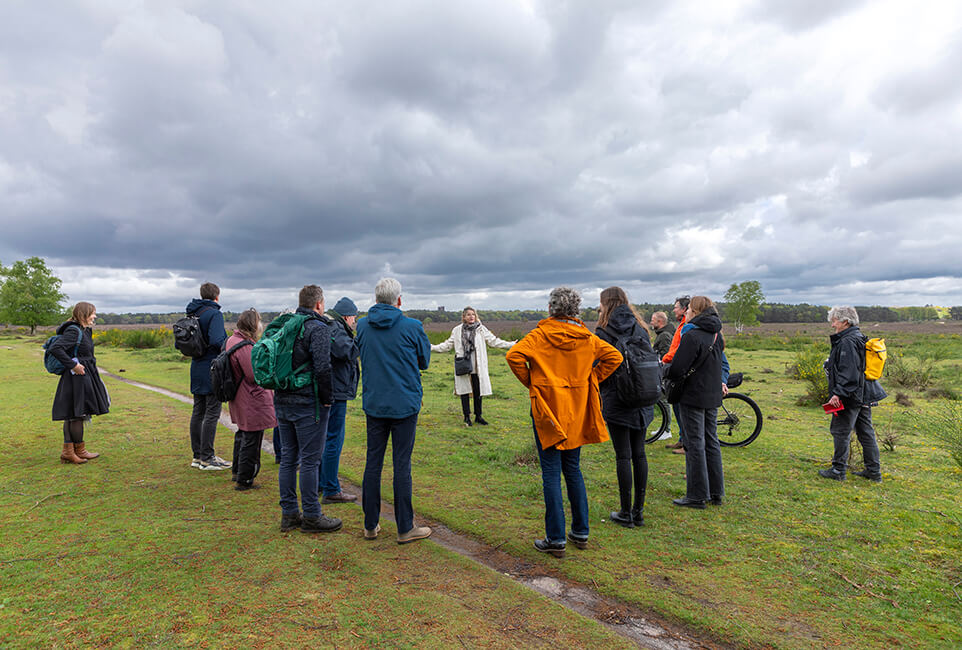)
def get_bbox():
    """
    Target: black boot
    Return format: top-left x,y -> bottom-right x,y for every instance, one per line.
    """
609,510 -> 634,528
280,512 -> 303,532
631,507 -> 644,526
